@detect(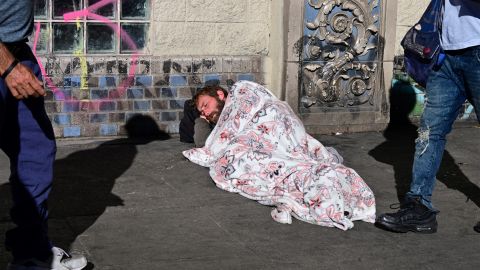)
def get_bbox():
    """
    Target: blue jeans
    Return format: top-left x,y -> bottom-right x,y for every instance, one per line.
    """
0,43 -> 56,260
407,46 -> 480,210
